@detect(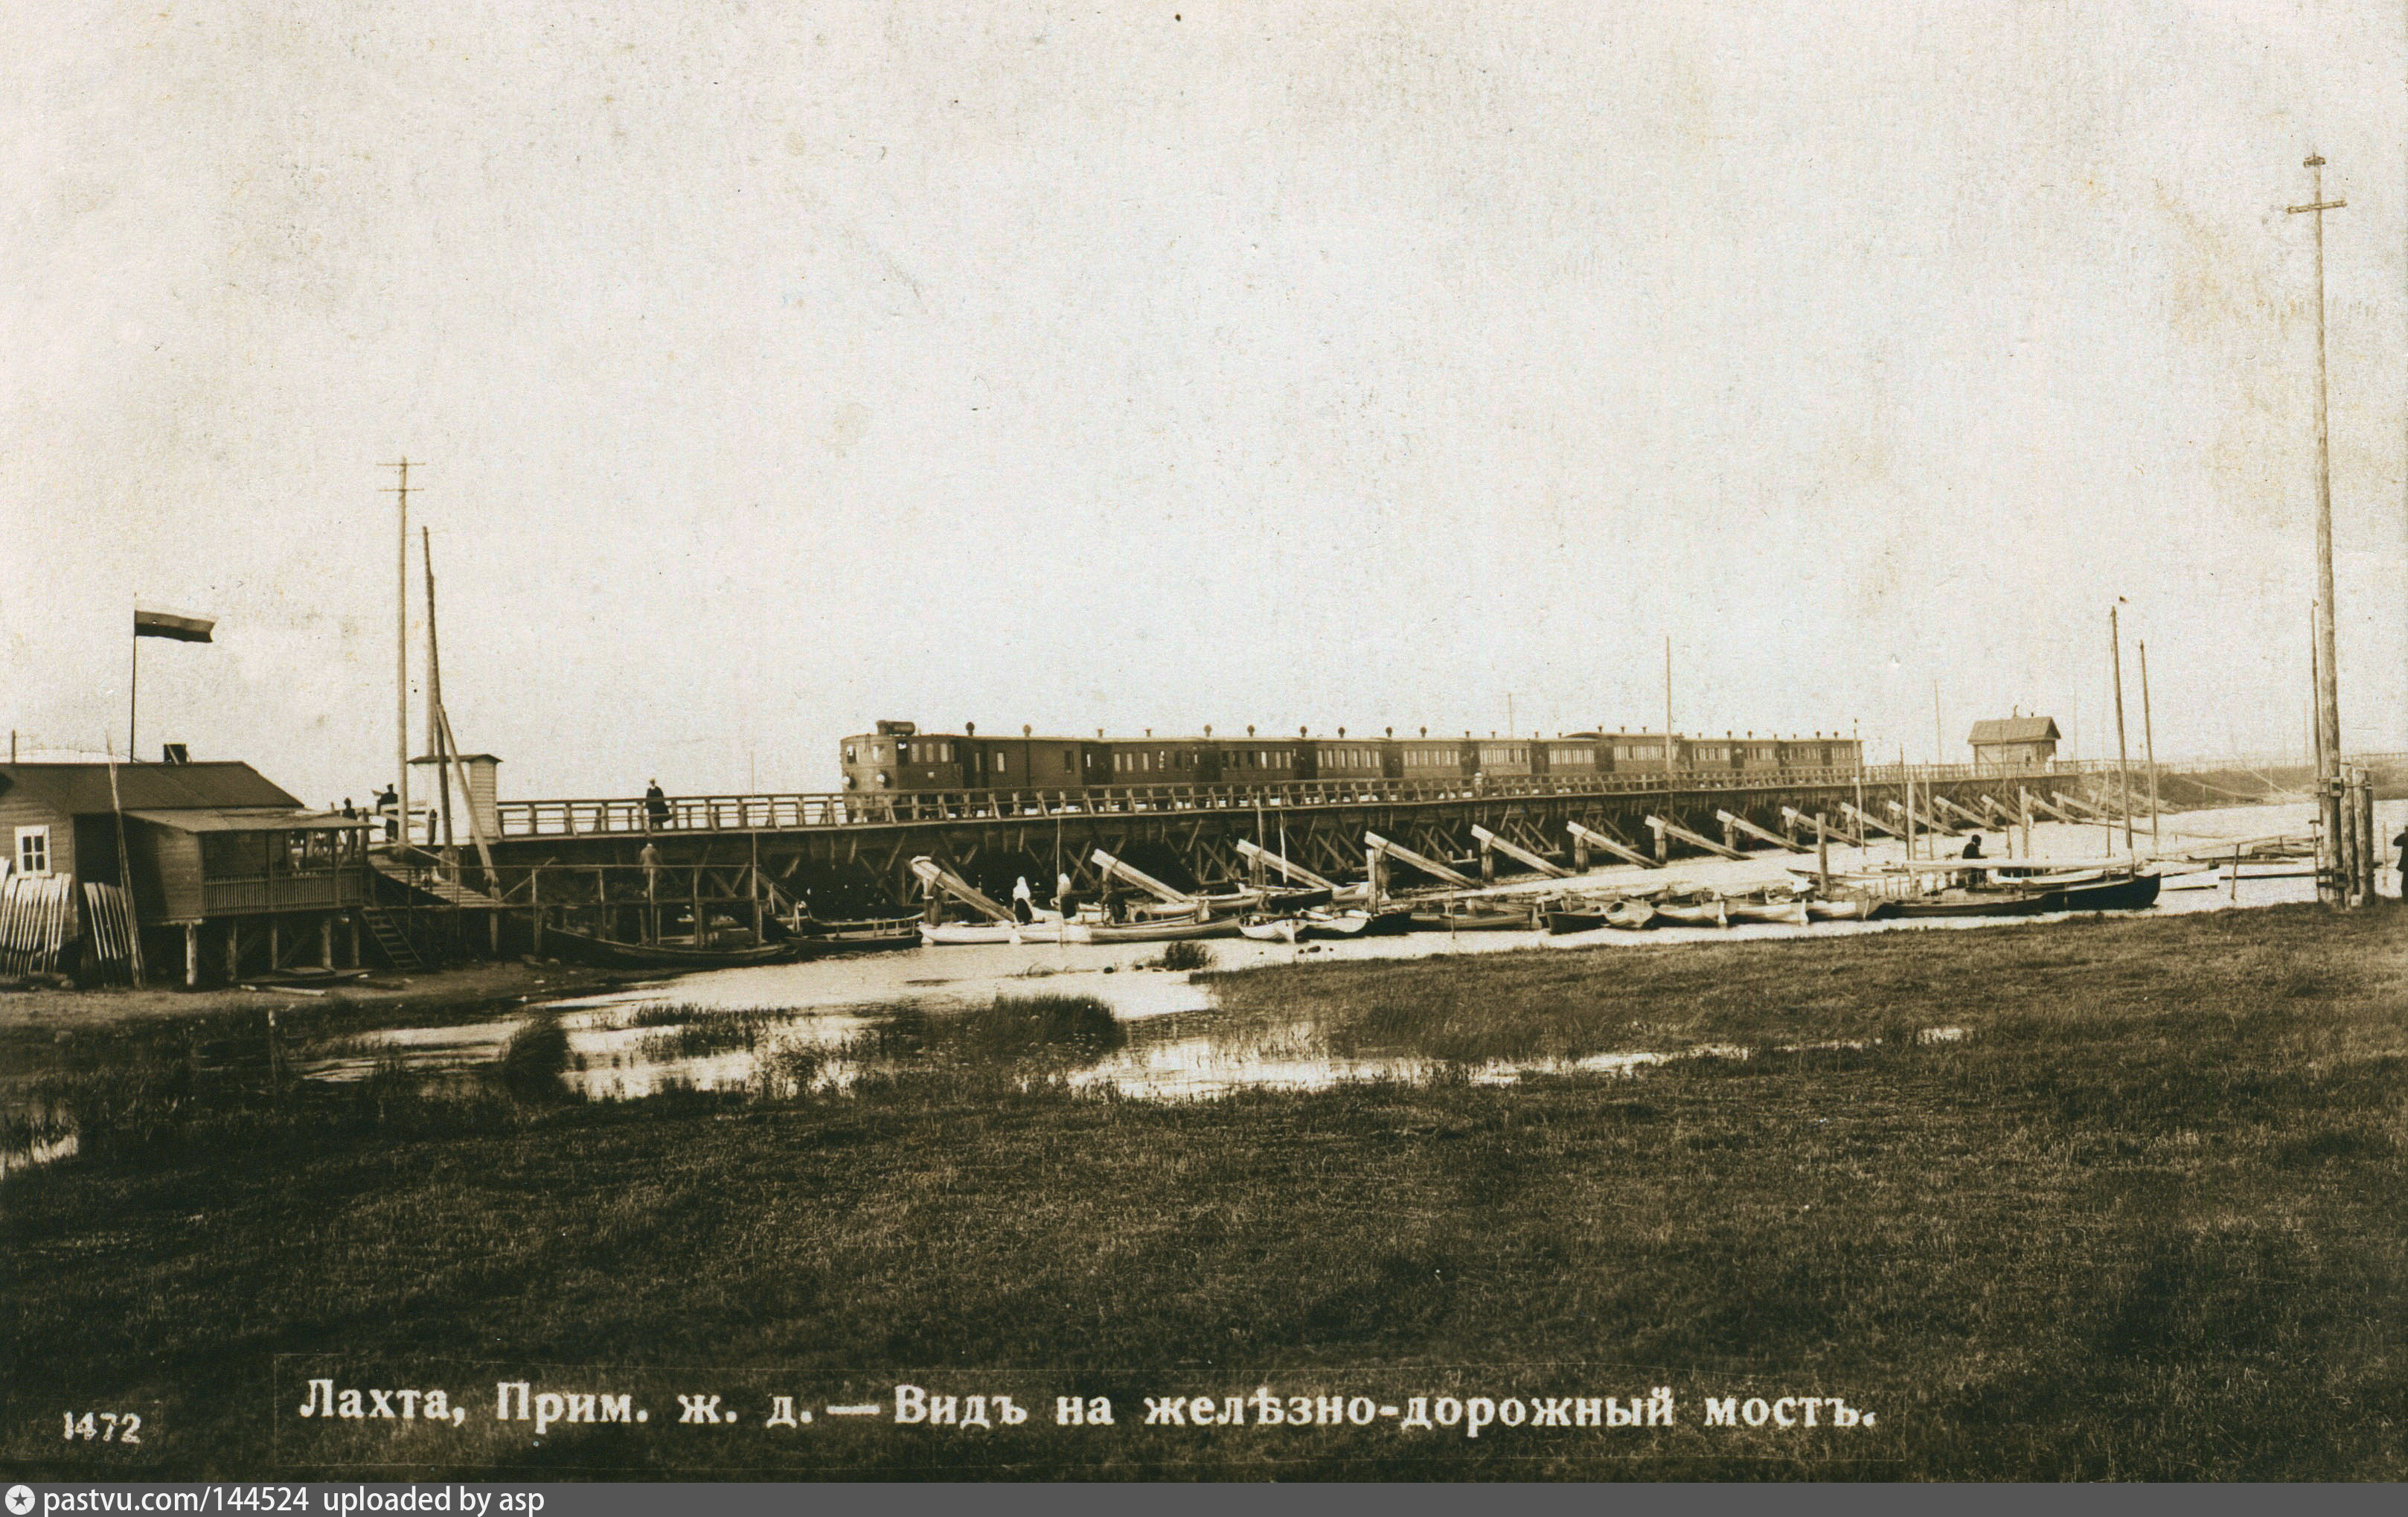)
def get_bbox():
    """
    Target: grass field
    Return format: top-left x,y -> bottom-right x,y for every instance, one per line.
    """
6,903 -> 2408,1479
